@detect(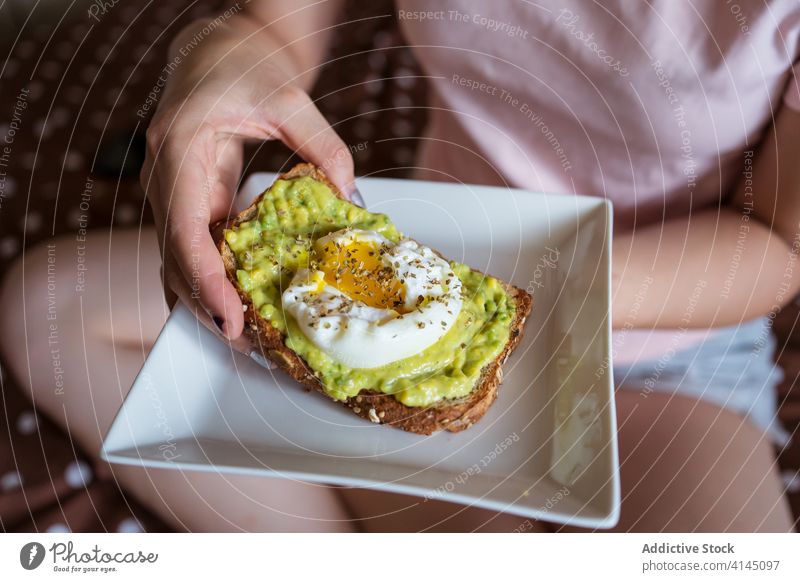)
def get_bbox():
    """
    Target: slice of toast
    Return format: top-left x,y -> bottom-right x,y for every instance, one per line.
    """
215,163 -> 532,435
